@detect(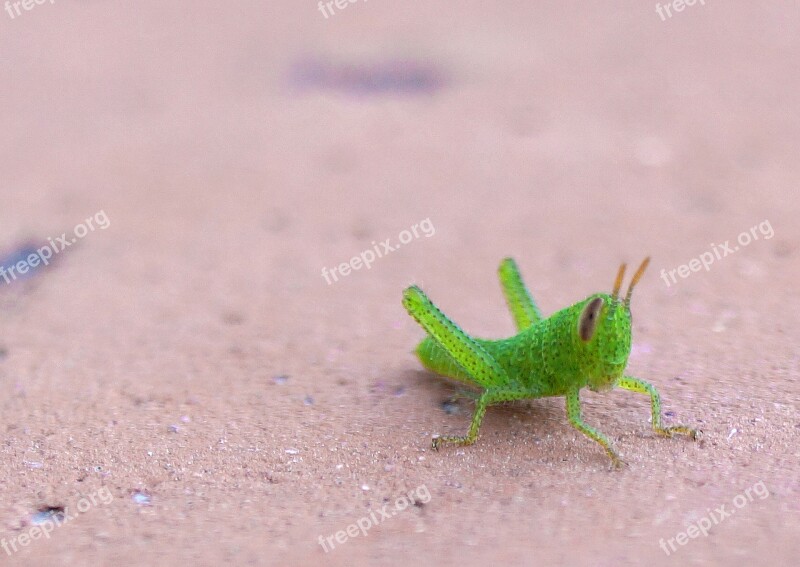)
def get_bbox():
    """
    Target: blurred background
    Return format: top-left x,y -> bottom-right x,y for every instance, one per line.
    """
1,1 -> 798,566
